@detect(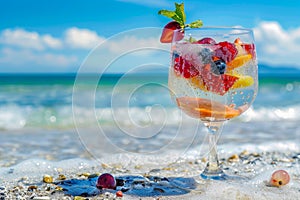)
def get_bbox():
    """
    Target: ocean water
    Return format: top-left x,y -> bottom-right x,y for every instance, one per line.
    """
0,73 -> 299,163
